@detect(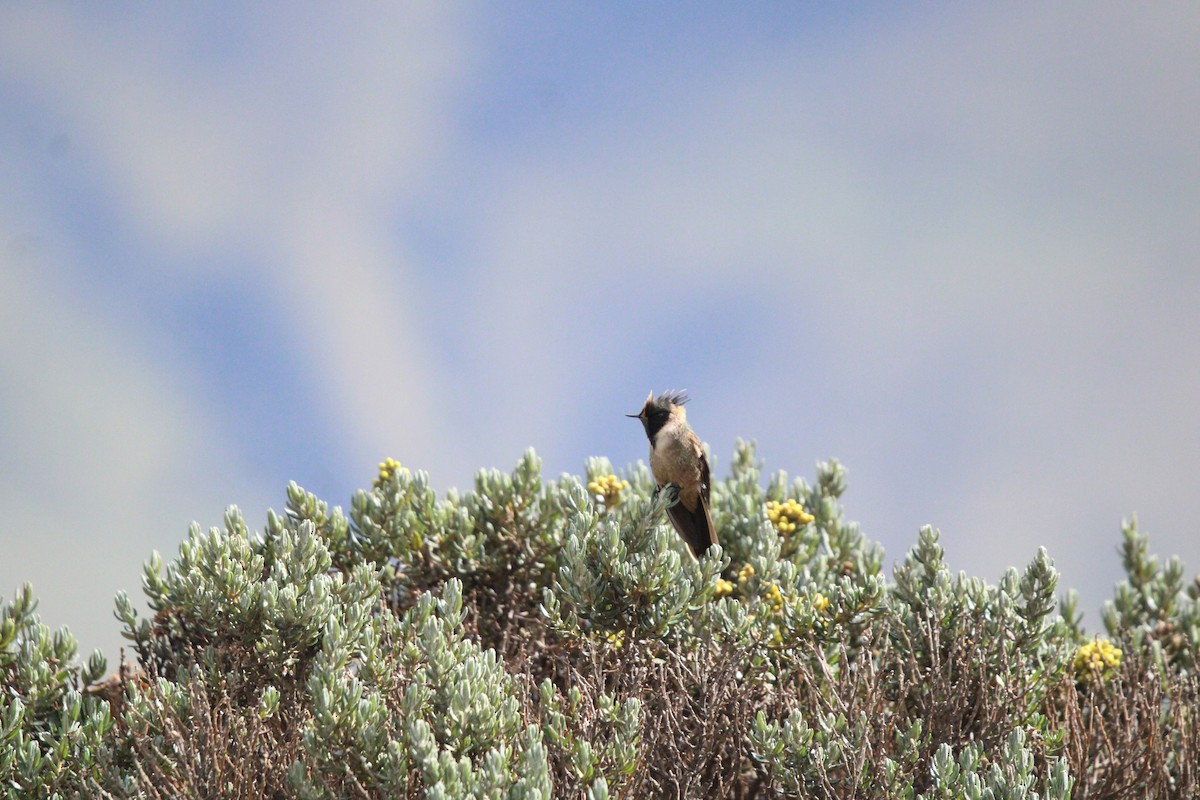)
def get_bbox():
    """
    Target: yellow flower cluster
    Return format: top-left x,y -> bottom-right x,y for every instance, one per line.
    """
587,474 -> 630,508
602,630 -> 625,649
375,457 -> 407,488
758,583 -> 790,647
713,578 -> 735,598
765,499 -> 814,535
764,582 -> 785,614
1073,637 -> 1123,682
737,563 -> 755,585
